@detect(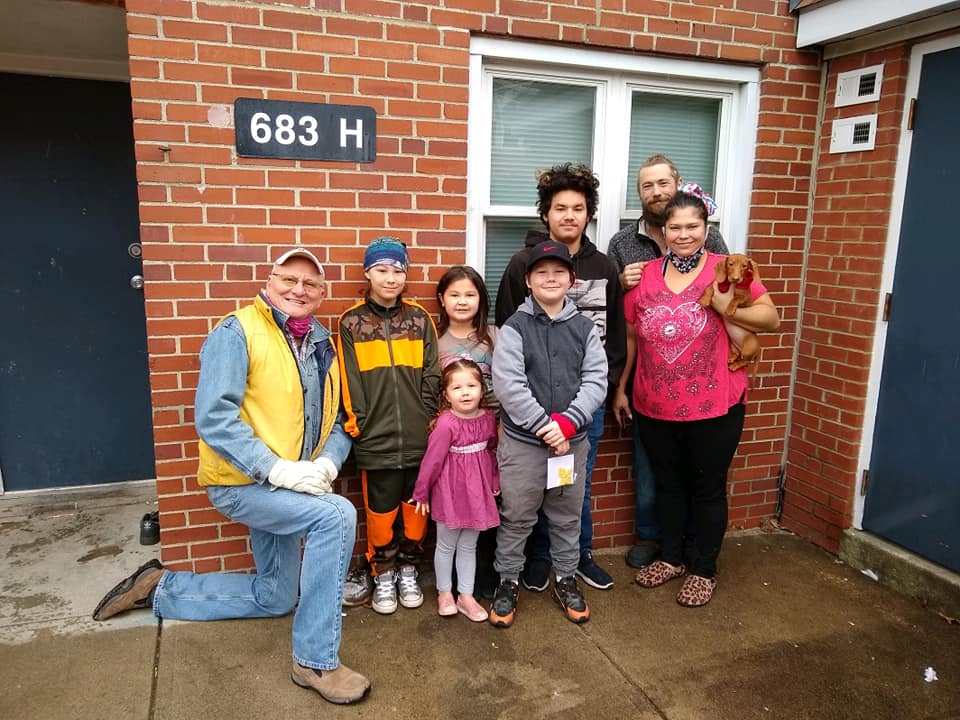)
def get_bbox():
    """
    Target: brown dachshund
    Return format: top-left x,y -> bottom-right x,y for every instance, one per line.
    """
699,253 -> 760,372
